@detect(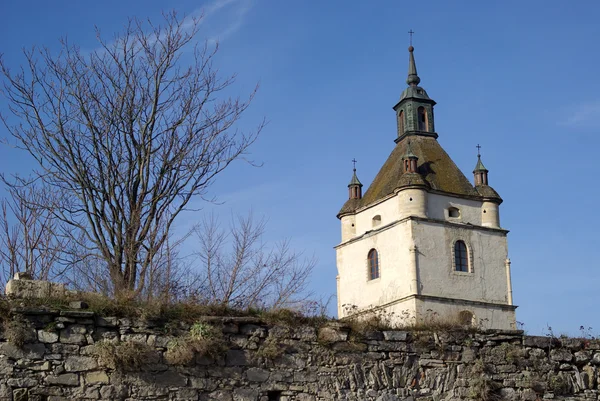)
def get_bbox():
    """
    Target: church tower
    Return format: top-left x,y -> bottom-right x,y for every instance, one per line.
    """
335,44 -> 516,330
